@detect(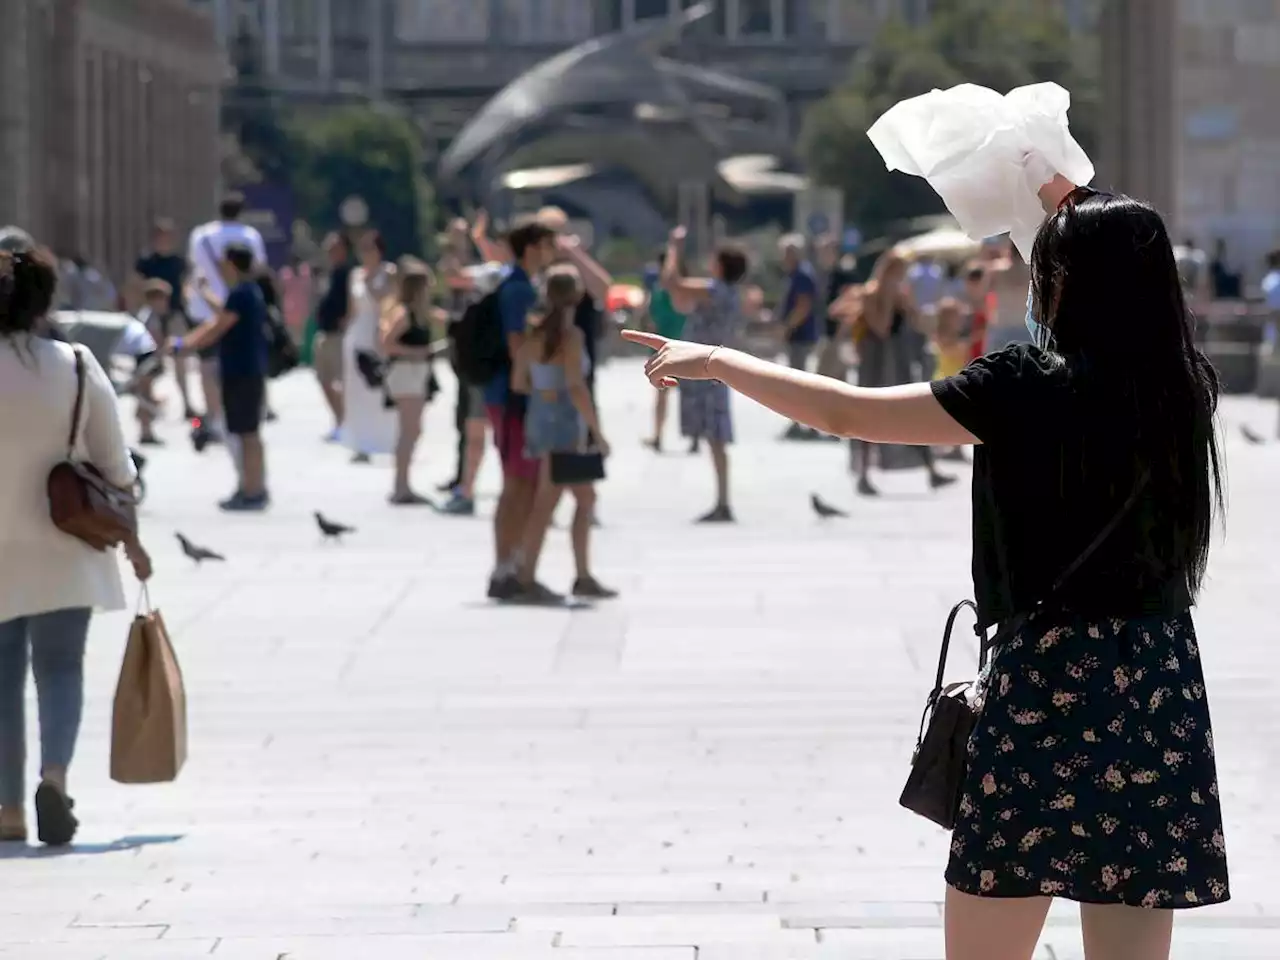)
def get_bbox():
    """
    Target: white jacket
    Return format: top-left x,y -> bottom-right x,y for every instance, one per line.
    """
0,336 -> 136,622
